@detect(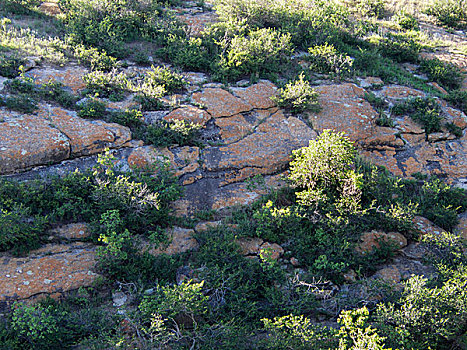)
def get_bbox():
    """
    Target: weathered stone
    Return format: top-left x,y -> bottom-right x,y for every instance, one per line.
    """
194,221 -> 222,232
343,269 -> 357,283
308,83 -> 378,143
0,243 -> 98,303
413,216 -> 444,236
290,257 -> 300,267
374,265 -> 401,284
236,237 -> 264,256
380,85 -> 425,101
0,114 -> 70,174
164,106 -> 211,127
49,223 -> 91,240
38,106 -> 131,157
231,81 -> 277,109
150,227 -> 198,256
455,214 -> 467,240
204,111 -> 316,182
25,65 -> 88,94
192,88 -> 253,118
259,242 -> 284,260
356,231 -> 407,254
215,114 -> 255,143
360,77 -> 384,88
